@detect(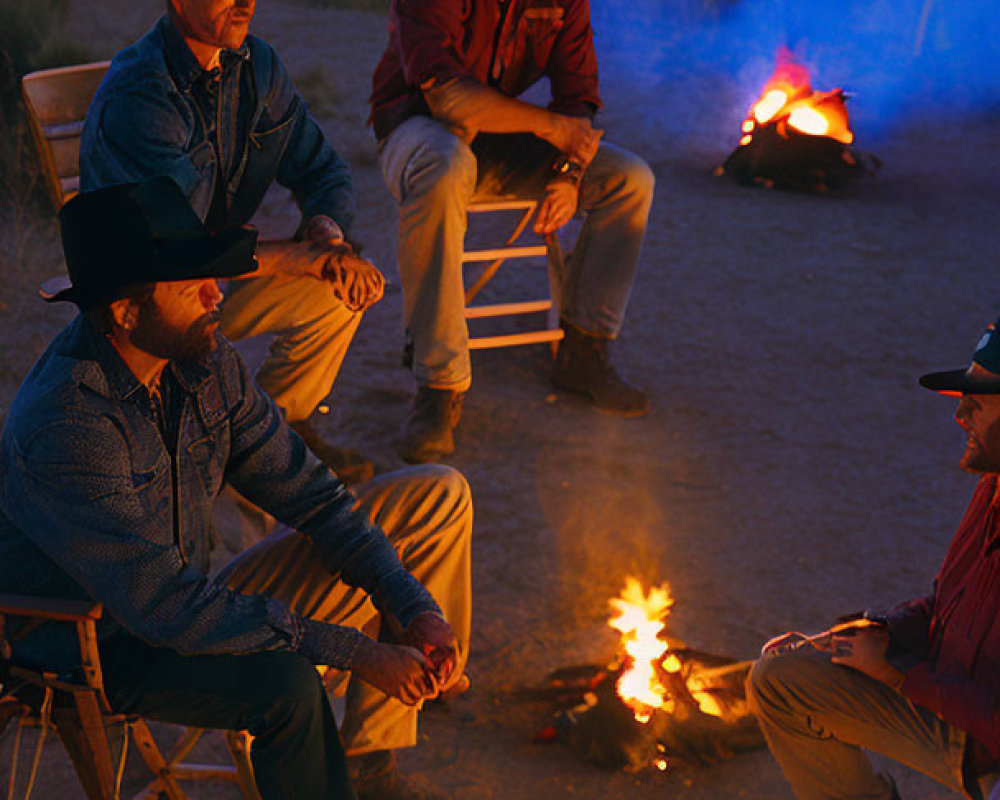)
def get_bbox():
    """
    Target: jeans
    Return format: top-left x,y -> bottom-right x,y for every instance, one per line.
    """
747,647 -> 977,800
379,115 -> 655,391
